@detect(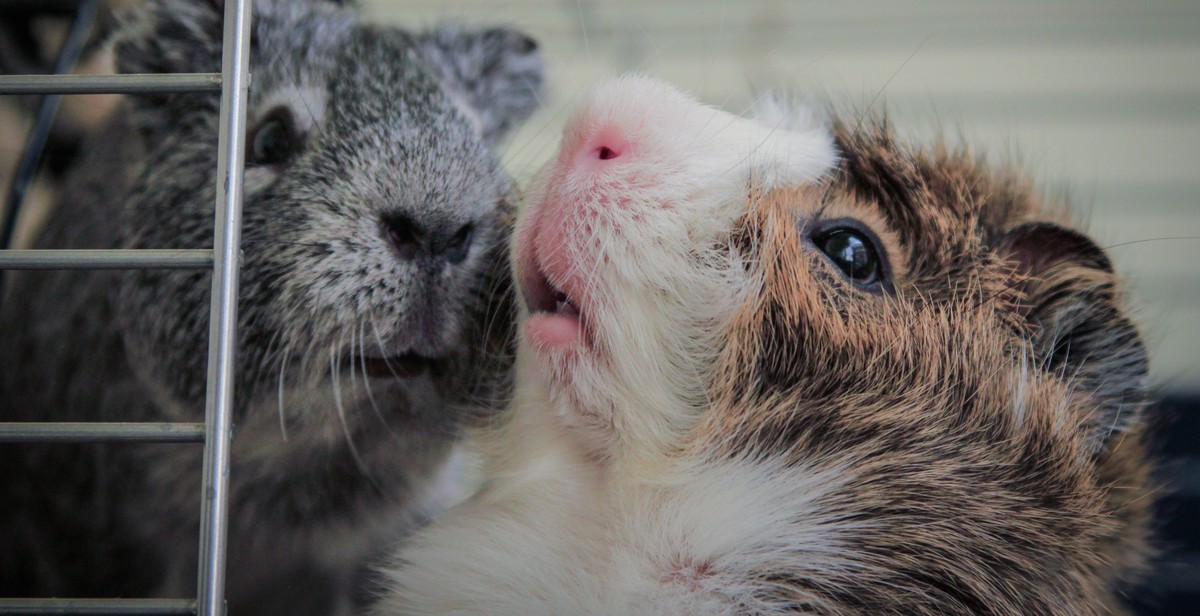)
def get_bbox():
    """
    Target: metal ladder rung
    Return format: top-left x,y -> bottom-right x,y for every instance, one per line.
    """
0,598 -> 195,614
0,250 -> 213,270
0,74 -> 221,95
0,423 -> 206,443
